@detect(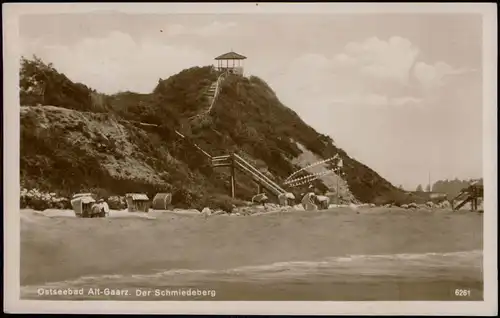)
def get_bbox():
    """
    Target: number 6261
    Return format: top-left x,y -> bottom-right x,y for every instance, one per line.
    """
455,289 -> 471,297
